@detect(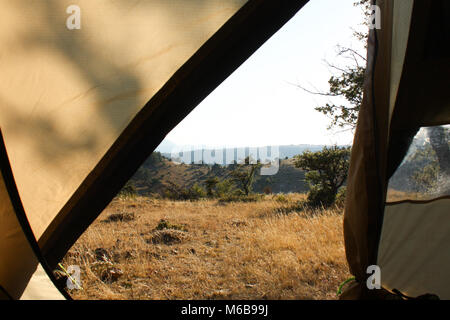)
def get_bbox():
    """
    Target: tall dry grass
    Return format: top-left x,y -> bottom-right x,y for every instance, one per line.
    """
61,194 -> 351,300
